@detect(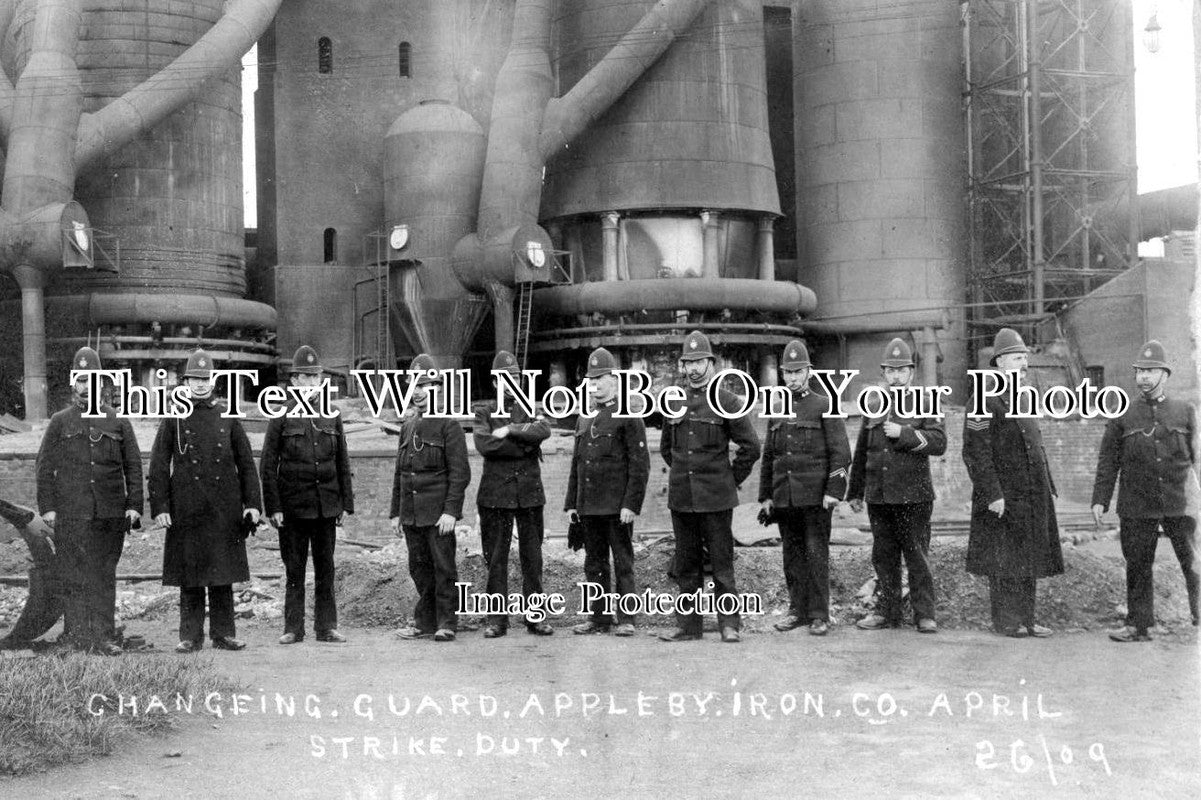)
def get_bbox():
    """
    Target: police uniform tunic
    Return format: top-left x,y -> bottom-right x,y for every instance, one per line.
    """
1091,394 -> 1198,628
848,405 -> 946,624
149,399 -> 262,642
473,400 -> 552,629
36,403 -> 142,647
661,385 -> 761,633
261,409 -> 355,639
390,413 -> 470,633
565,400 -> 650,625
962,394 -> 1063,630
757,386 -> 850,622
